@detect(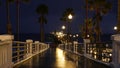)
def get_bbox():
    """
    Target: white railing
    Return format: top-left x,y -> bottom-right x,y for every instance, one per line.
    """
86,43 -> 112,63
0,35 -> 13,68
58,42 -> 84,56
58,42 -> 112,66
0,35 -> 49,68
12,40 -> 49,66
